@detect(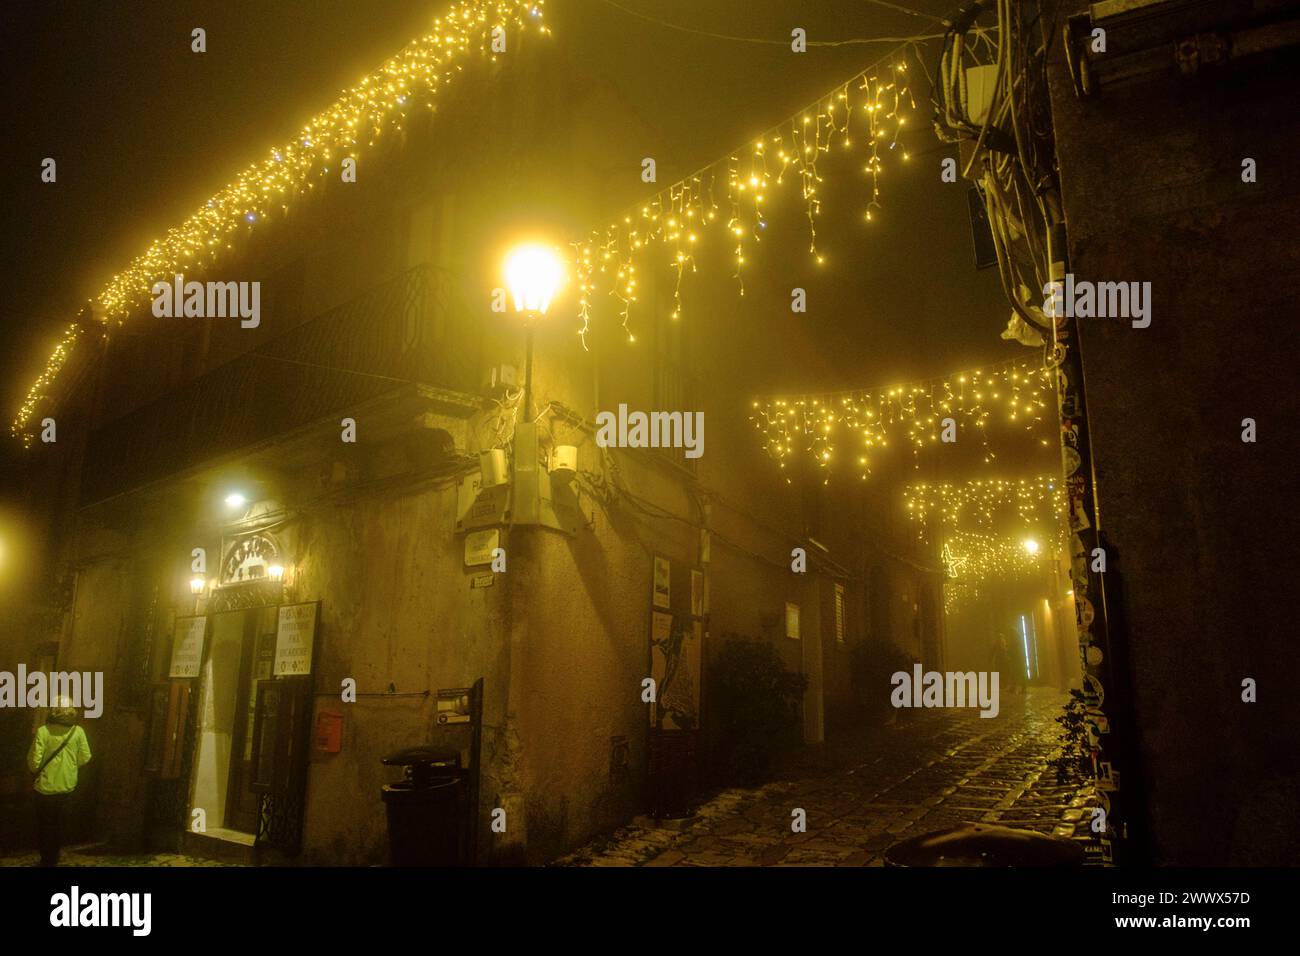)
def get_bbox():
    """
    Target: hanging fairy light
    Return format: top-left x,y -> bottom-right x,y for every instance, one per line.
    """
941,529 -> 1050,614
904,474 -> 1066,541
570,57 -> 916,348
12,0 -> 548,442
750,355 -> 1053,480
